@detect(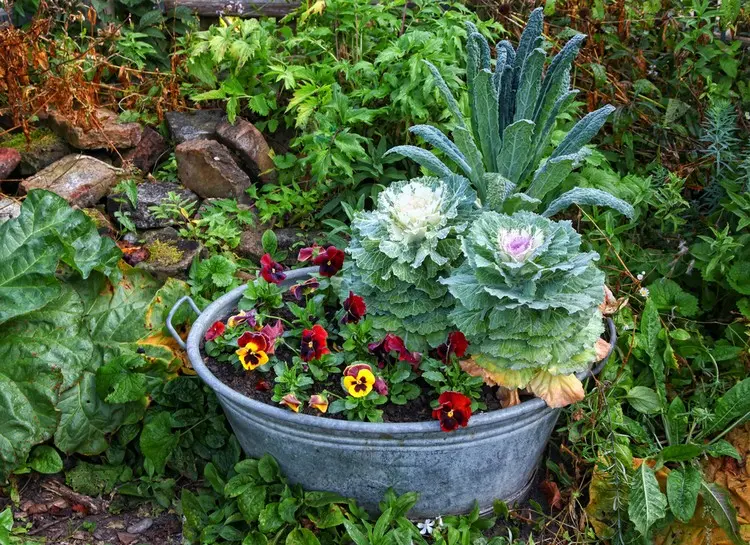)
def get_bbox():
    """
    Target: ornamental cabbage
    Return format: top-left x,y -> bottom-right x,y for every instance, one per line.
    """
441,210 -> 605,407
343,176 -> 476,350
